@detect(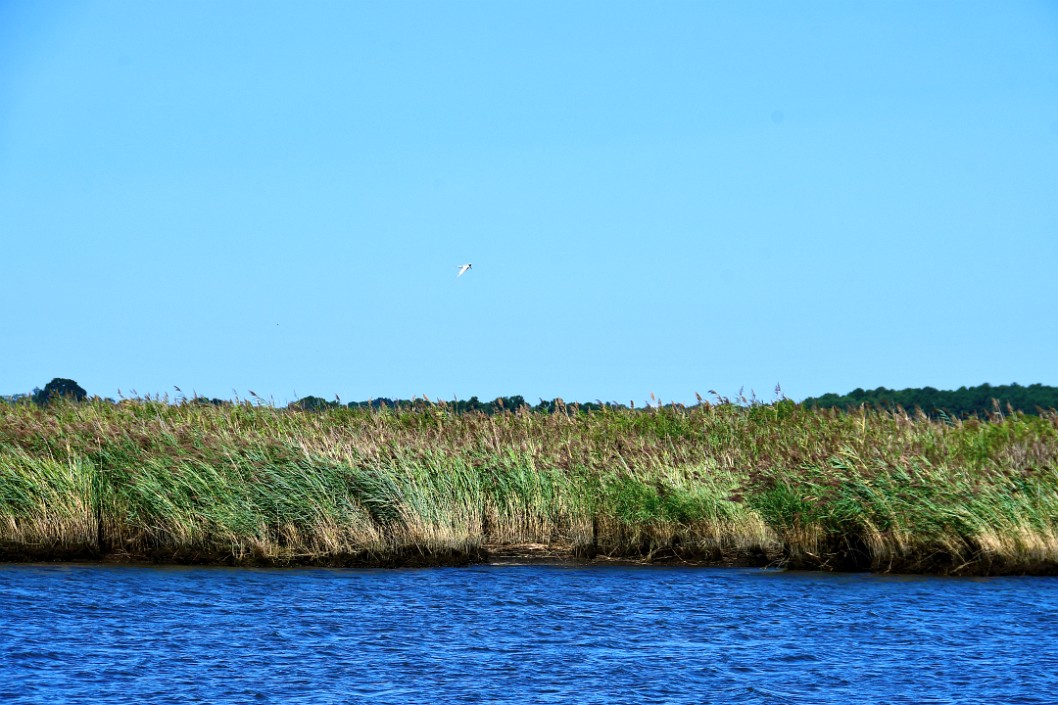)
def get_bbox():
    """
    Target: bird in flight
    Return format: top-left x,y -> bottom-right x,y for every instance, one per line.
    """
456,263 -> 472,277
